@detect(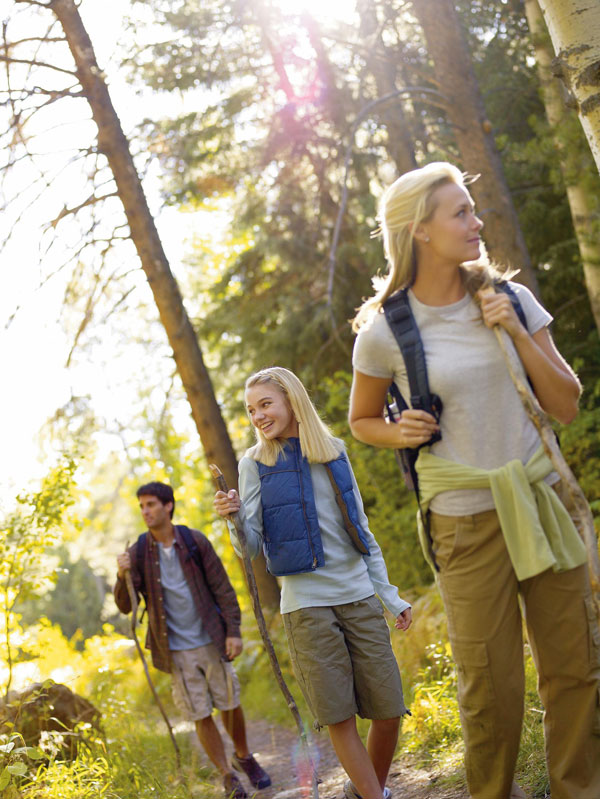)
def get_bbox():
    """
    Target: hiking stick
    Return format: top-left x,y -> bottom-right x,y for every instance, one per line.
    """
481,289 -> 600,615
123,564 -> 183,773
209,464 -> 320,799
